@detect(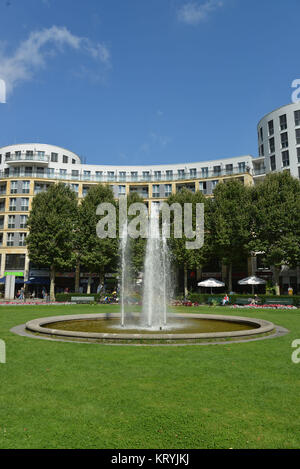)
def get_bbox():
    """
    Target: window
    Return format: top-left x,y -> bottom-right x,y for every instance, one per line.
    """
281,132 -> 289,148
189,168 -> 196,178
166,170 -> 173,180
71,184 -> 78,194
9,198 -> 16,211
298,167 -> 300,179
5,254 -> 25,270
8,215 -> 15,229
201,167 -> 208,178
22,181 -> 30,194
211,180 -> 219,190
19,233 -> 26,246
51,152 -> 58,162
279,114 -> 287,131
282,150 -> 290,167
20,215 -> 27,228
270,155 -> 276,171
71,170 -> 79,178
213,165 -> 221,175
296,129 -> 300,145
5,152 -> 11,161
226,164 -> 233,174
269,137 -> 275,153
118,185 -> 126,196
119,172 -> 127,182
142,171 -> 150,181
260,144 -> 264,156
26,150 -> 33,157
297,148 -> 300,164
199,181 -> 207,193
21,198 -> 29,211
37,151 -> 45,157
238,162 -> 246,173
63,155 -> 68,164
164,184 -> 172,197
295,111 -> 300,126
47,168 -> 54,177
0,154 -> 2,164
15,151 -> 21,159
131,172 -> 138,181
178,169 -> 185,179
60,169 -> 67,177
154,171 -> 161,181
83,170 -> 91,180
25,167 -> 32,176
268,120 -> 274,136
82,186 -> 90,197
0,184 -> 6,195
7,233 -> 14,247
95,171 -> 103,181
152,185 -> 160,197
259,127 -> 263,140
10,181 -> 18,194
107,171 -> 114,181
72,159 -> 76,164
